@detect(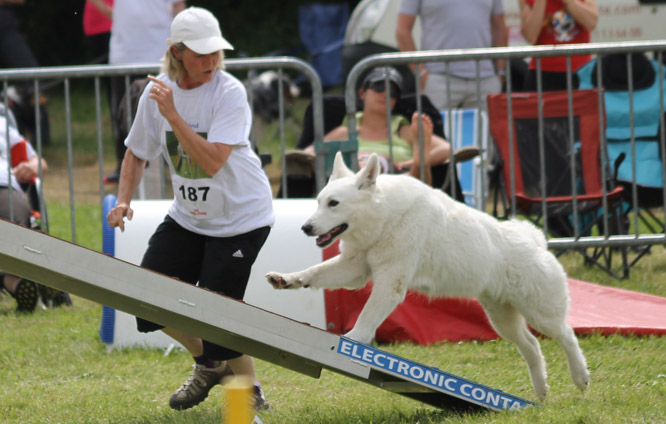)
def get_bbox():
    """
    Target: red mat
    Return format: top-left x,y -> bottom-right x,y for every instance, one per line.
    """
323,244 -> 666,344
567,278 -> 666,337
